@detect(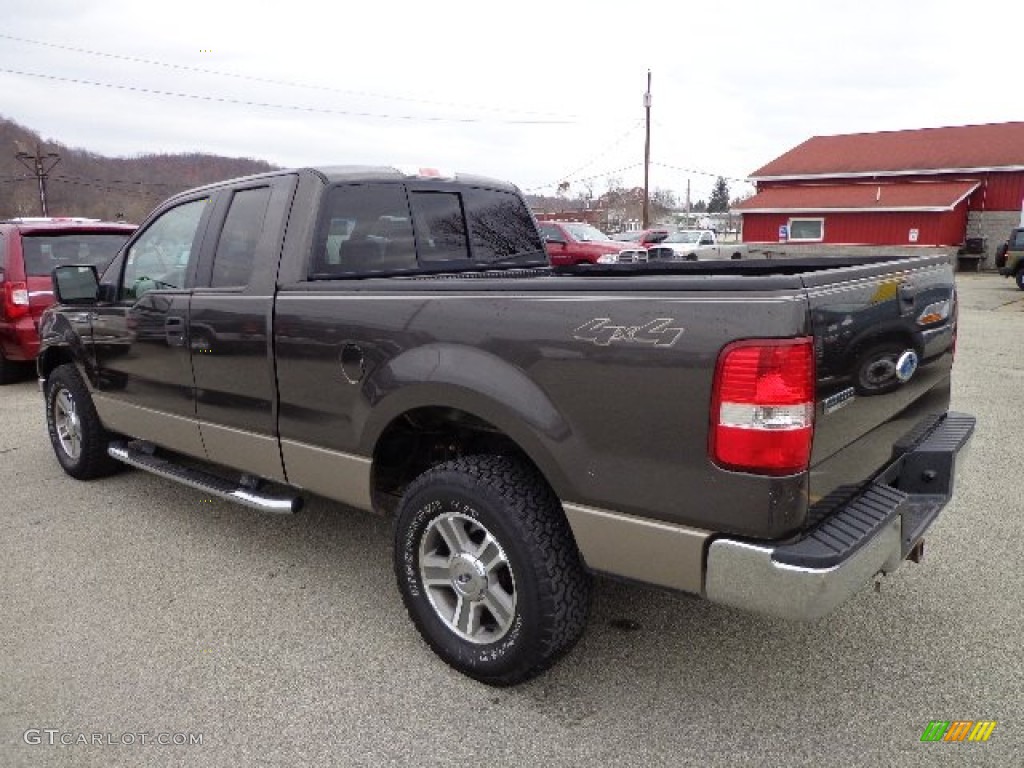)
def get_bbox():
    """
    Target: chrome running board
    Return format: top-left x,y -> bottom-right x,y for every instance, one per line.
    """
108,441 -> 302,514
